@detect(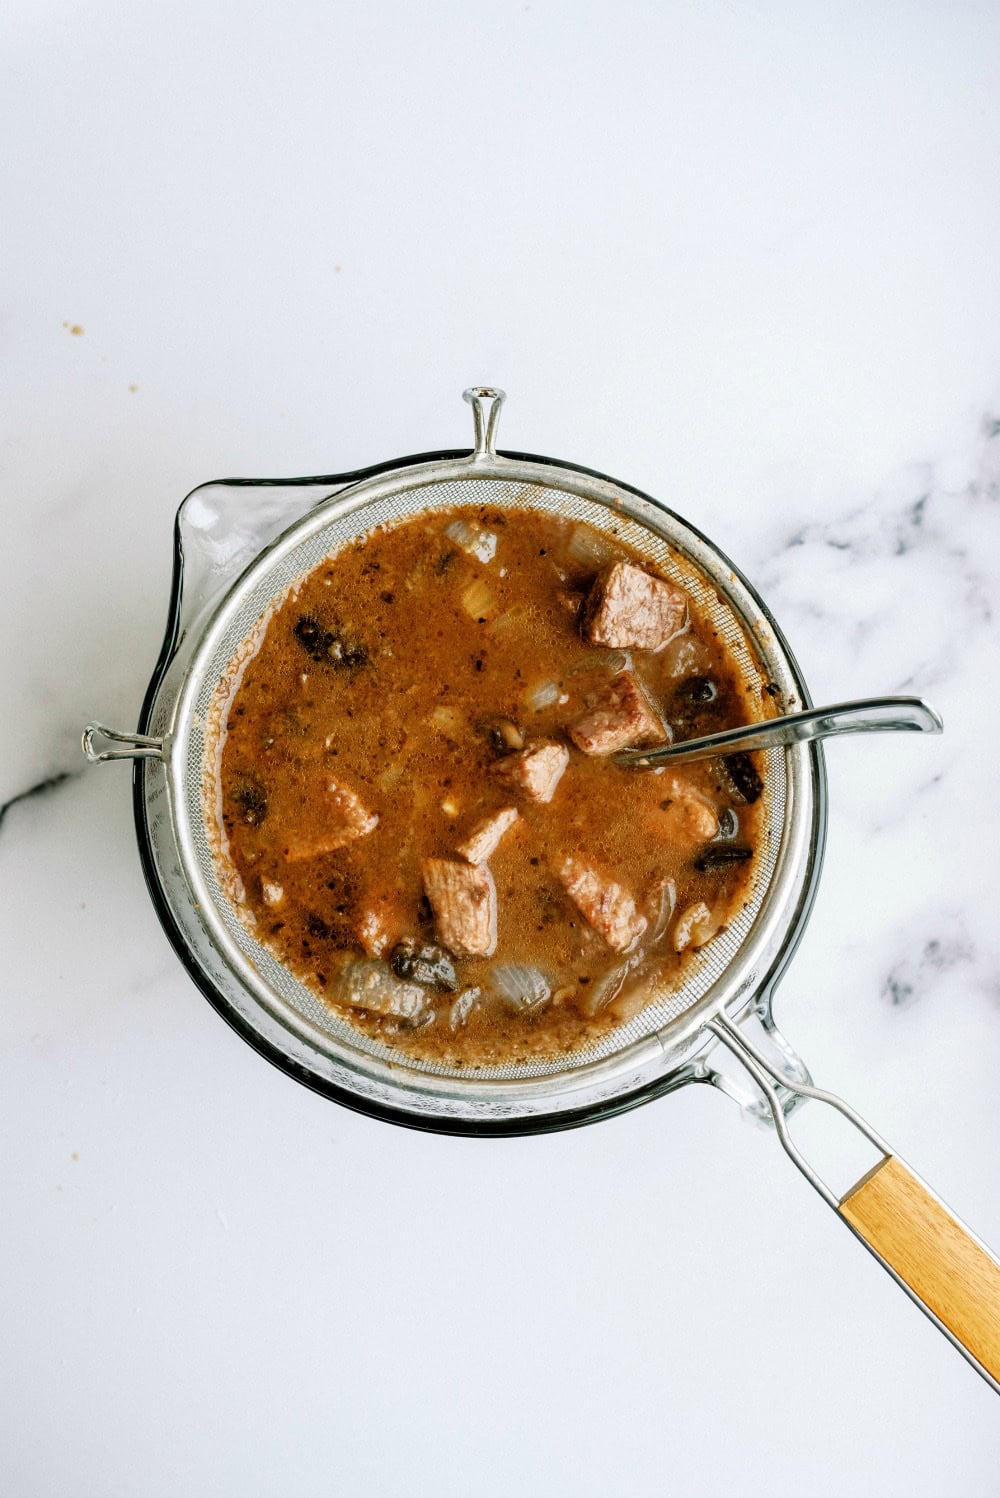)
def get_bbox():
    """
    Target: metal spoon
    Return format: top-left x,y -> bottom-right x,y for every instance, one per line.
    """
615,695 -> 943,768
